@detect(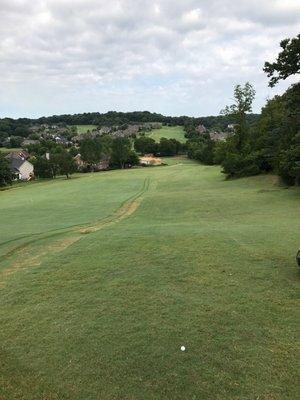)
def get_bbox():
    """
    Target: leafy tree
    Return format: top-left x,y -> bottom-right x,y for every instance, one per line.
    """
9,136 -> 23,148
14,126 -> 29,137
99,135 -> 113,158
69,146 -> 79,157
221,82 -> 256,151
276,84 -> 300,184
79,138 -> 102,165
213,141 -> 229,164
187,135 -> 215,165
32,156 -> 54,178
278,140 -> 300,185
158,138 -> 183,156
134,136 -> 157,155
127,150 -> 140,167
0,153 -> 12,186
264,34 -> 300,87
218,83 -> 258,178
53,149 -> 76,179
221,152 -> 261,178
250,95 -> 285,172
111,137 -> 132,168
